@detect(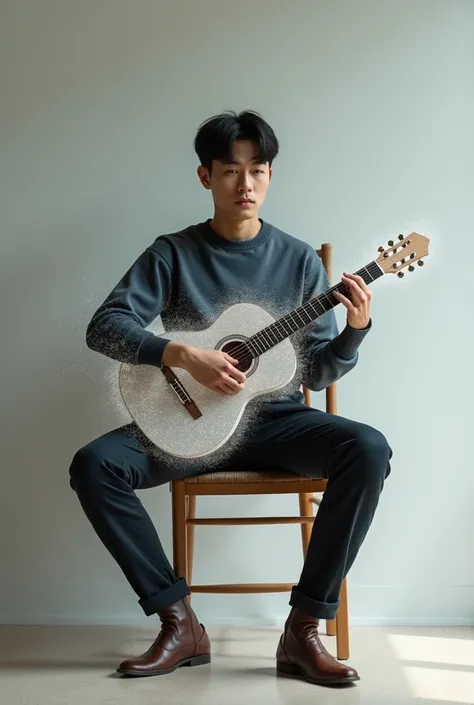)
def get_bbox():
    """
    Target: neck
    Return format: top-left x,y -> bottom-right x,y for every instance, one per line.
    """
210,211 -> 262,241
